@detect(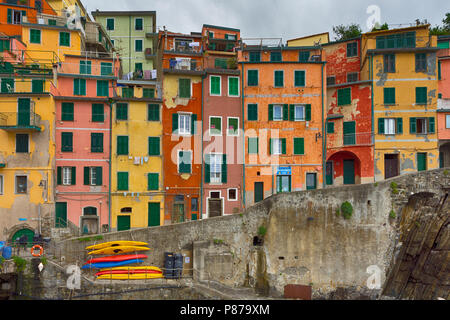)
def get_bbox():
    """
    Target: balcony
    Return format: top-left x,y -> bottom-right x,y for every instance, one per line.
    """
0,112 -> 41,131
145,48 -> 156,60
343,132 -> 374,147
437,48 -> 450,58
